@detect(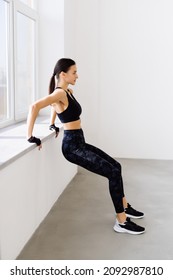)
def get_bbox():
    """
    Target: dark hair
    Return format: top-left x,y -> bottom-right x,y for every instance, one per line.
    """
49,58 -> 76,94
